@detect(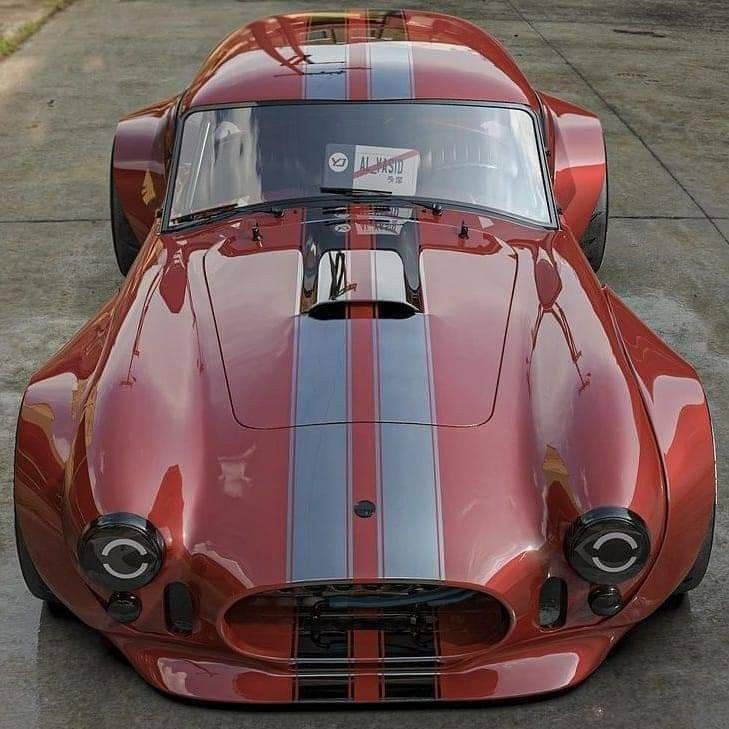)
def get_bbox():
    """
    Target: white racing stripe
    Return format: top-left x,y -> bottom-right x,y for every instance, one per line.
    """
369,41 -> 414,99
302,44 -> 347,100
374,224 -> 442,580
